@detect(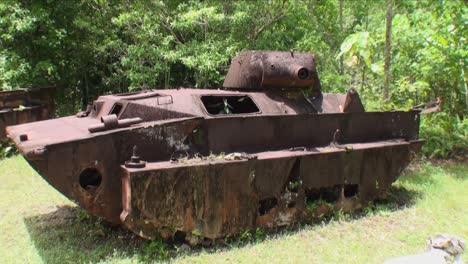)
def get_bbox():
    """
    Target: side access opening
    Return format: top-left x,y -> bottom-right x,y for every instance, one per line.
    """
258,197 -> 278,215
200,95 -> 260,115
305,184 -> 359,204
79,168 -> 102,192
344,184 -> 359,198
